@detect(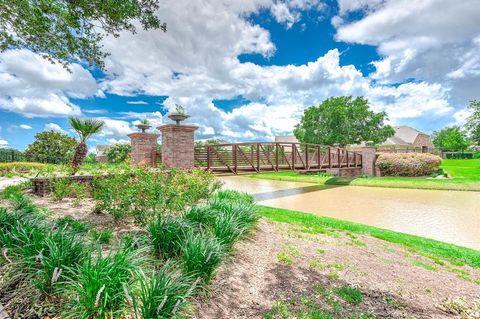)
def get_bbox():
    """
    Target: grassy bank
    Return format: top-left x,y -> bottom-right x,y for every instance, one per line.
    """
259,205 -> 480,268
249,159 -> 480,191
